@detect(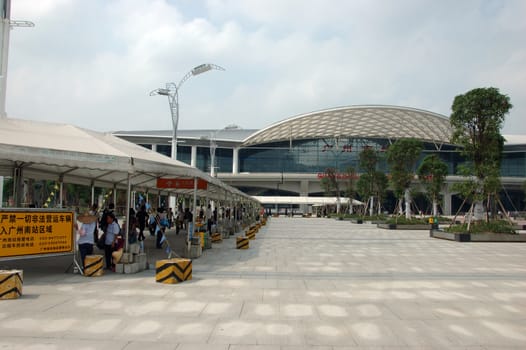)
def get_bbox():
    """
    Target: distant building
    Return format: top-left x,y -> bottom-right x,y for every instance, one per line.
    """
114,105 -> 526,215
